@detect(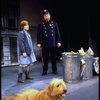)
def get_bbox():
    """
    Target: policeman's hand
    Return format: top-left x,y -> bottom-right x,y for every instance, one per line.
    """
37,44 -> 41,48
22,52 -> 27,57
57,43 -> 61,48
